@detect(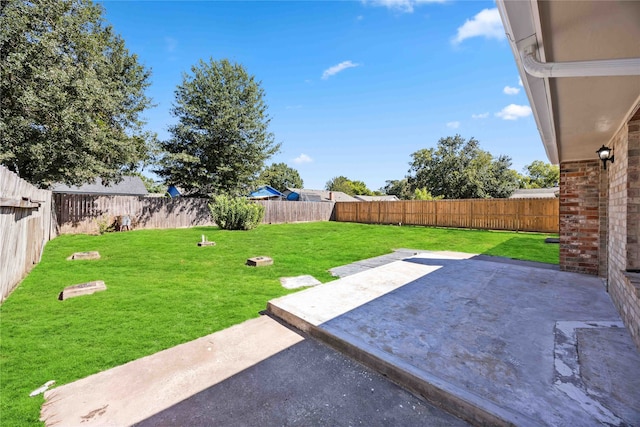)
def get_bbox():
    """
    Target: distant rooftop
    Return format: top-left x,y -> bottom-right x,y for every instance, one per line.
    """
51,176 -> 148,196
510,187 -> 559,199
285,188 -> 359,202
354,195 -> 400,202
